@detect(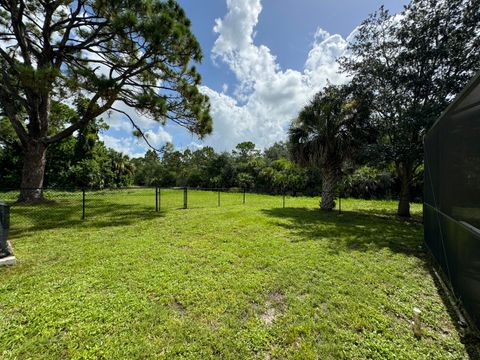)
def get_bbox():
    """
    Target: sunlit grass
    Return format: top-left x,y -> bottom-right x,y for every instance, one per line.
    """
0,190 -> 470,359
